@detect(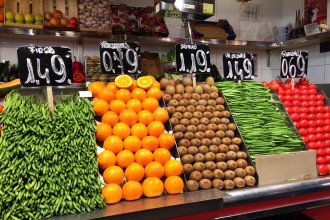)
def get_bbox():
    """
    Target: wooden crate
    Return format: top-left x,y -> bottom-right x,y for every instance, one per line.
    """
0,6 -> 4,27
4,0 -> 43,29
43,0 -> 78,30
